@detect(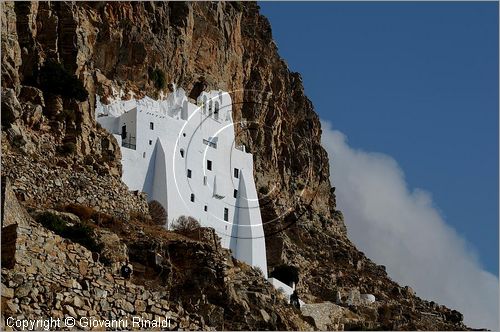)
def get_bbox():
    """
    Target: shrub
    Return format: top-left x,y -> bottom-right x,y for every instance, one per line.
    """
269,264 -> 300,287
148,200 -> 167,226
61,223 -> 103,253
58,142 -> 76,156
149,68 -> 167,90
36,212 -> 67,234
39,60 -> 88,102
35,211 -> 102,253
171,215 -> 200,233
259,185 -> 269,195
